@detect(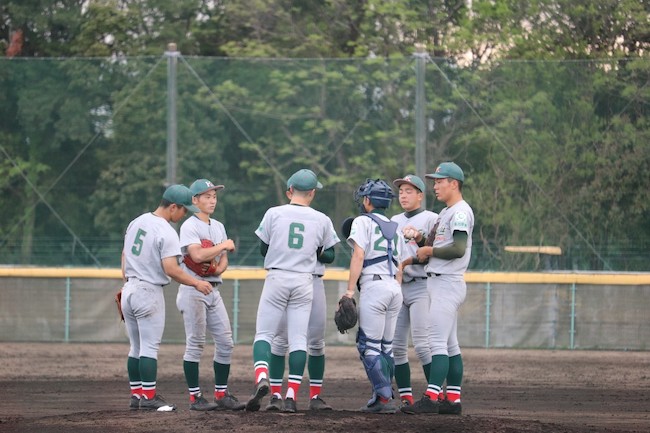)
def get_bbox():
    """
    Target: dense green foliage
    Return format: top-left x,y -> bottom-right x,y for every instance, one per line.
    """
0,0 -> 648,270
